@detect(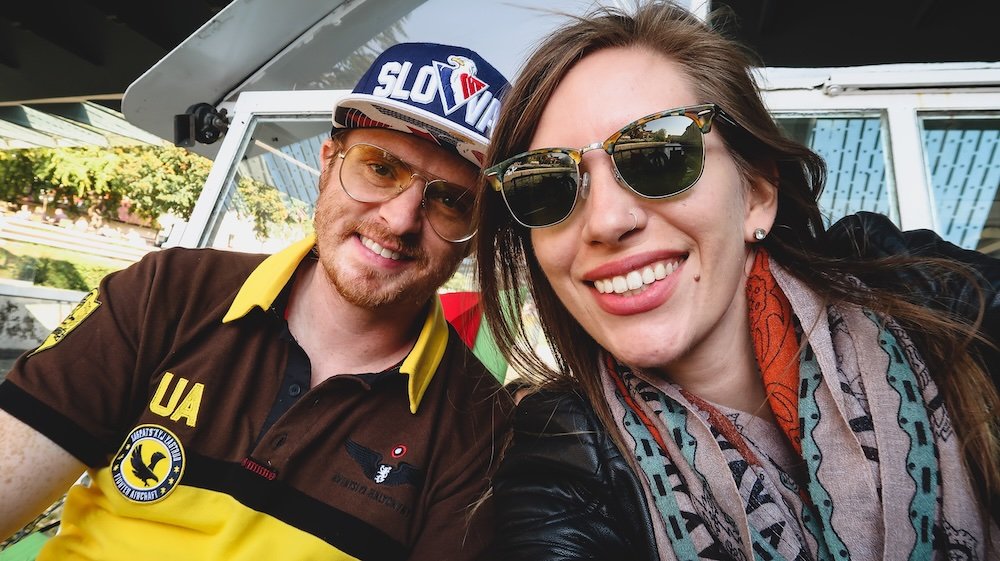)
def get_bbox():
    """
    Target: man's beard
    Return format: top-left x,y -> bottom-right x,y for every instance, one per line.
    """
313,200 -> 464,310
